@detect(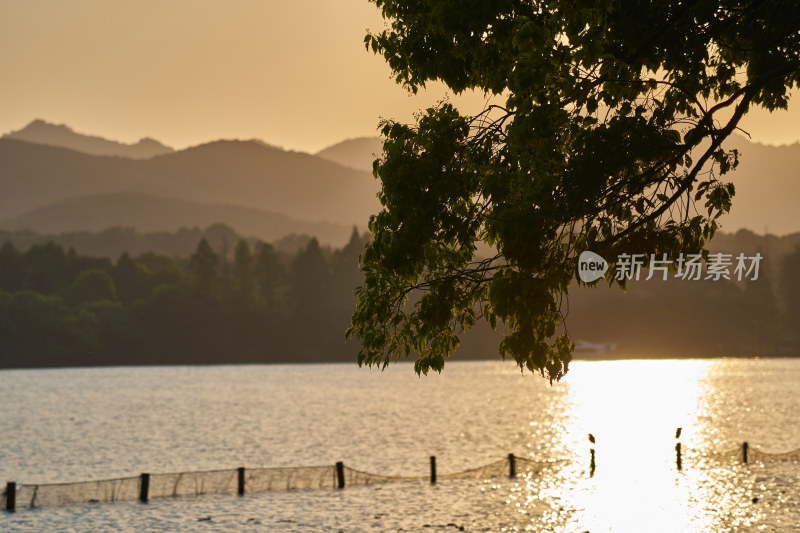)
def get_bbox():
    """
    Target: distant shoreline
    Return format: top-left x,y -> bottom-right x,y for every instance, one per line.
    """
0,353 -> 794,372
